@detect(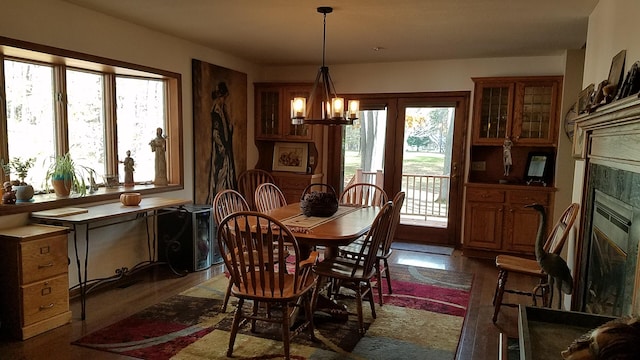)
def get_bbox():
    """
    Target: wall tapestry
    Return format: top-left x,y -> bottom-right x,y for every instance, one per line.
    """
192,59 -> 247,205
